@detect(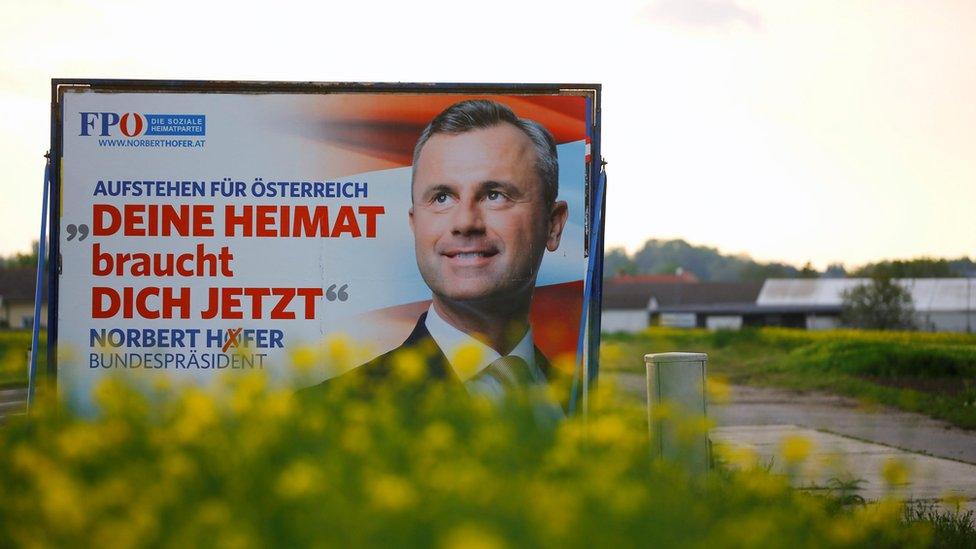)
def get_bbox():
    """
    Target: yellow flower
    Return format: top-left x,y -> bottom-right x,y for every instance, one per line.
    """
324,333 -> 354,374
173,390 -> 219,443
228,371 -> 267,414
780,435 -> 813,465
151,374 -> 173,392
941,491 -> 967,512
56,423 -> 104,461
93,376 -> 135,413
599,343 -> 626,369
855,497 -> 904,528
161,452 -> 194,481
368,474 -> 417,511
289,345 -> 319,375
589,416 -> 629,445
649,401 -> 675,422
196,500 -> 233,527
392,348 -> 426,382
262,389 -> 295,420
881,458 -> 911,487
832,522 -> 859,545
675,415 -> 713,445
422,421 -> 456,451
276,460 -> 324,499
451,342 -> 485,381
739,469 -> 789,498
705,377 -> 731,404
441,523 -> 506,549
714,442 -> 760,470
341,424 -> 371,454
